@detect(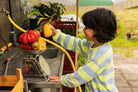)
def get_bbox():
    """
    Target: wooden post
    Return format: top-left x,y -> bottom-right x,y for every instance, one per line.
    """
111,3 -> 114,10
74,0 -> 79,92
